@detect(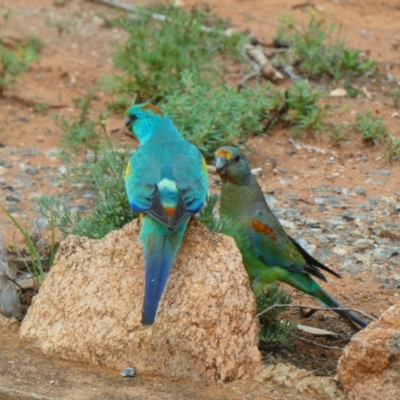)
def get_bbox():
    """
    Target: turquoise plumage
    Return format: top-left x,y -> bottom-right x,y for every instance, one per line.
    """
125,103 -> 208,325
215,146 -> 367,330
